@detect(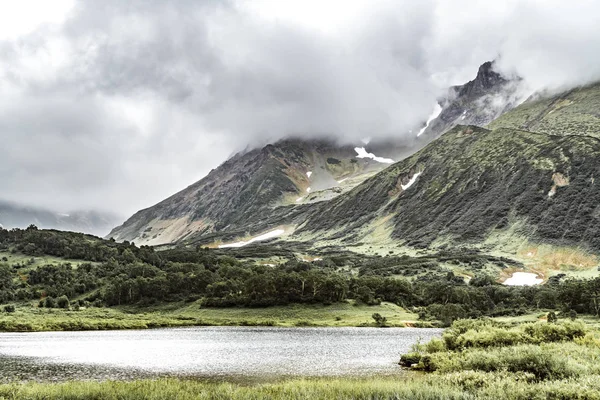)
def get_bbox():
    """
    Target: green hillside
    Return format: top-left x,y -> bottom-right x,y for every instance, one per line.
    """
488,82 -> 600,137
3,227 -> 600,332
301,124 -> 600,253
